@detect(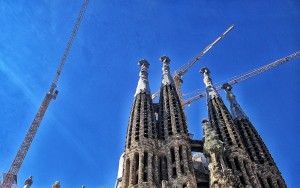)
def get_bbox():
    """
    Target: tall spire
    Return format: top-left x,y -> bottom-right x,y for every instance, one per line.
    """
160,55 -> 174,85
222,83 -> 248,120
135,59 -> 150,97
199,67 -> 247,149
222,83 -> 286,187
200,67 -> 219,99
52,181 -> 61,188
